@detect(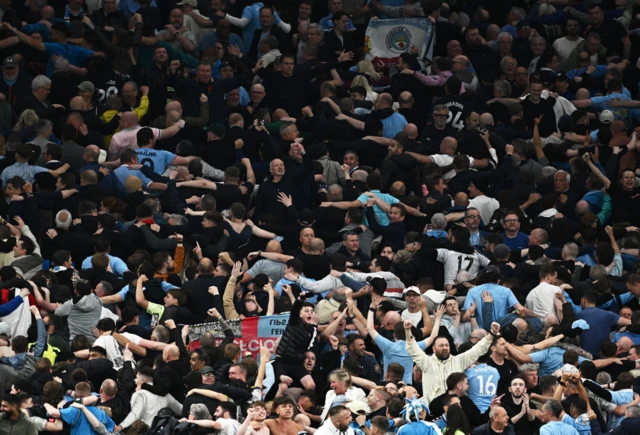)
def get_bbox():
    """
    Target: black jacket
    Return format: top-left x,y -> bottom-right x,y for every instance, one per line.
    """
381,153 -> 421,195
249,26 -> 289,61
143,327 -> 190,401
182,274 -> 229,323
97,360 -> 135,424
472,423 -> 516,435
275,299 -> 317,363
0,71 -> 32,108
